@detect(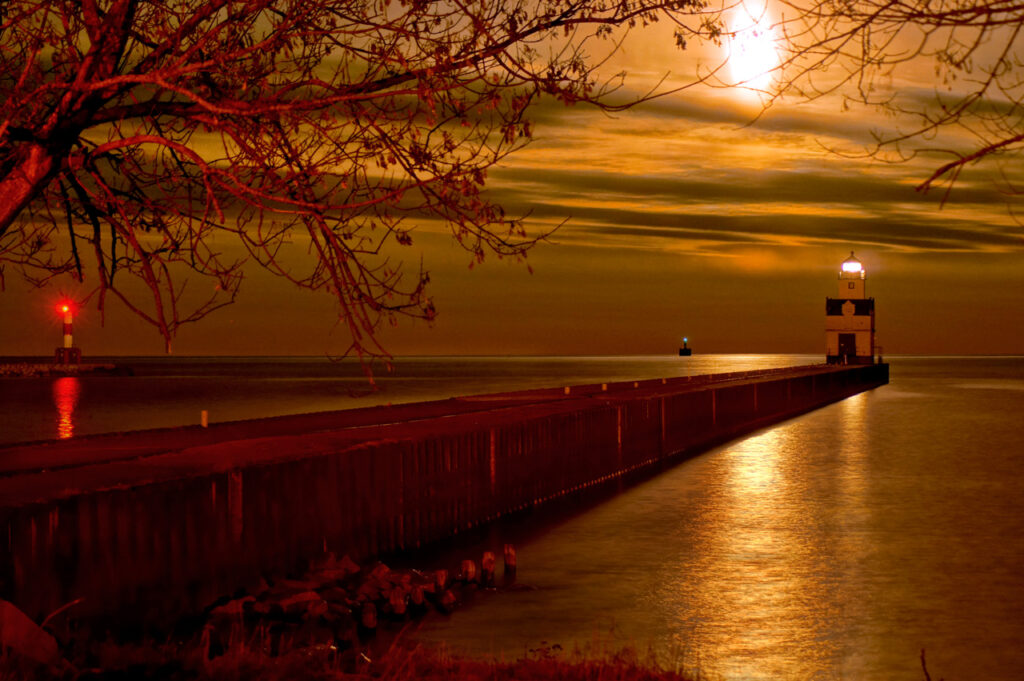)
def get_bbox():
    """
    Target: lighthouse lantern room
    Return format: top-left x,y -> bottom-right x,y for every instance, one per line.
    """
825,252 -> 876,364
